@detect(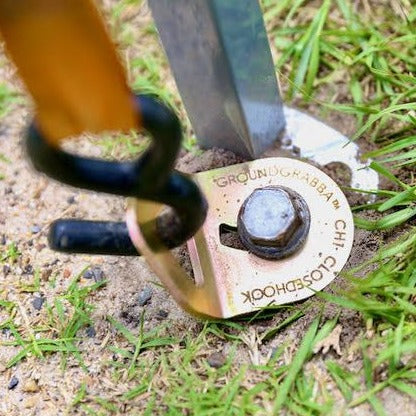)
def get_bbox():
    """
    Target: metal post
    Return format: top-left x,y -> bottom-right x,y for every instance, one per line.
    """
148,0 -> 285,159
